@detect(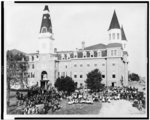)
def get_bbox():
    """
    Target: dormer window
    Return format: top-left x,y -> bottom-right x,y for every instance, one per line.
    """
98,50 -> 101,57
90,51 -> 94,57
67,53 -> 70,59
74,52 -> 77,58
61,54 -> 65,60
83,51 -> 86,58
42,27 -> 47,33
